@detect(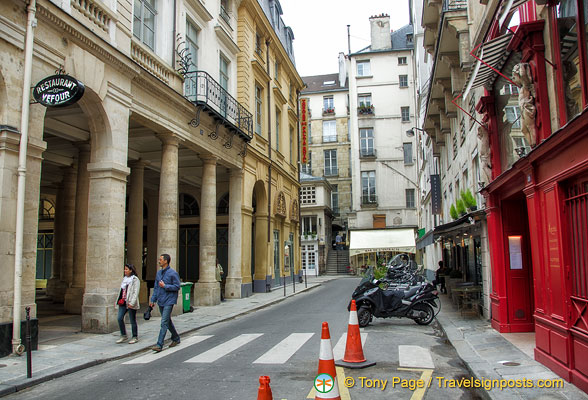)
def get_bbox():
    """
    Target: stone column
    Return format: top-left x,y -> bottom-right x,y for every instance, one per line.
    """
46,182 -> 64,298
127,161 -> 147,302
65,145 -> 90,314
225,169 -> 243,299
58,166 -> 77,295
253,212 -> 269,293
195,155 -> 219,306
156,134 -> 179,267
241,206 -> 253,297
